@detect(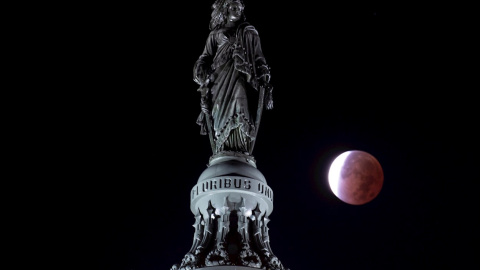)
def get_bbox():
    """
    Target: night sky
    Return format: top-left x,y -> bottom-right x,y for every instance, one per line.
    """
62,1 -> 477,269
